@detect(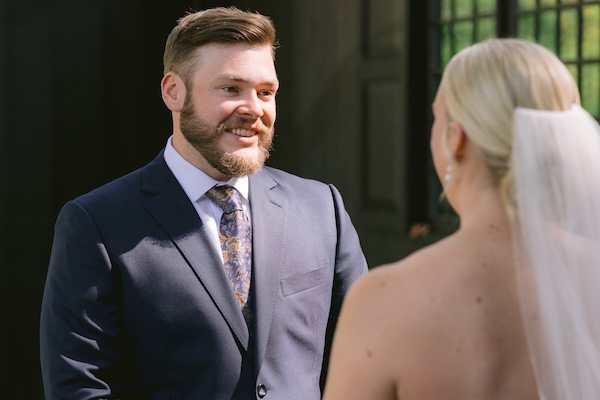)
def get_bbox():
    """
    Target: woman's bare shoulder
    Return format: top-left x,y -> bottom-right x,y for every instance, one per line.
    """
349,230 -> 506,333
344,234 -> 464,326
366,233 -> 466,288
